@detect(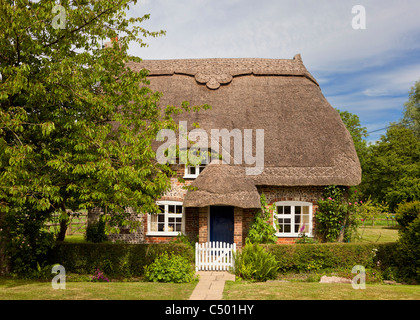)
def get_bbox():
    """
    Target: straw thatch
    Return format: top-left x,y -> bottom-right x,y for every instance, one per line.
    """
183,160 -> 261,208
128,55 -> 361,208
